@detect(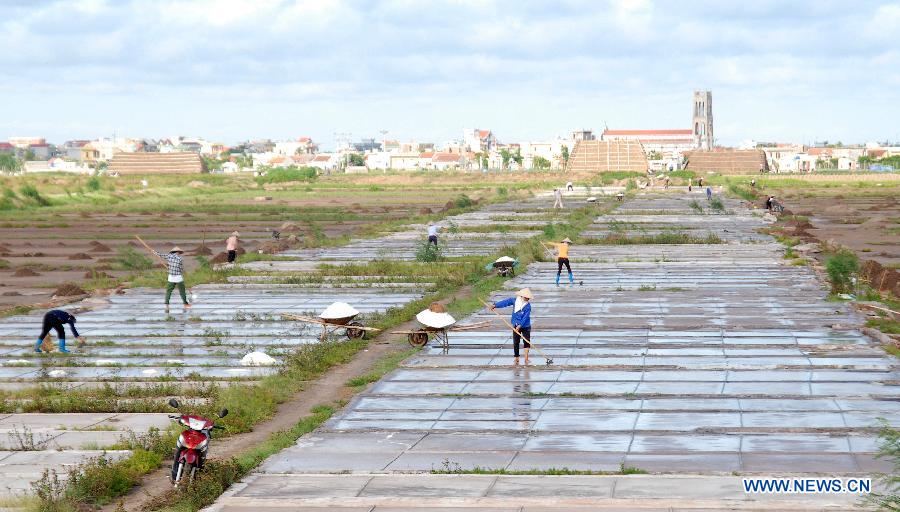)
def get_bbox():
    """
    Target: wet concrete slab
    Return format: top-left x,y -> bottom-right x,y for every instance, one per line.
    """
175,192 -> 900,509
